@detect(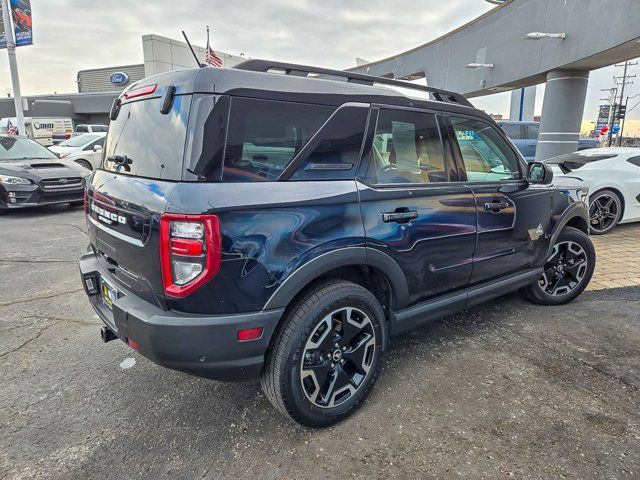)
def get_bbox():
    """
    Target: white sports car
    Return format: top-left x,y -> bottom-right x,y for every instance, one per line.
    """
546,148 -> 640,234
